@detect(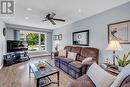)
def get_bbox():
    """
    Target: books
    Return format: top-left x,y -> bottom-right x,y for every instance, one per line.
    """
107,67 -> 120,74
